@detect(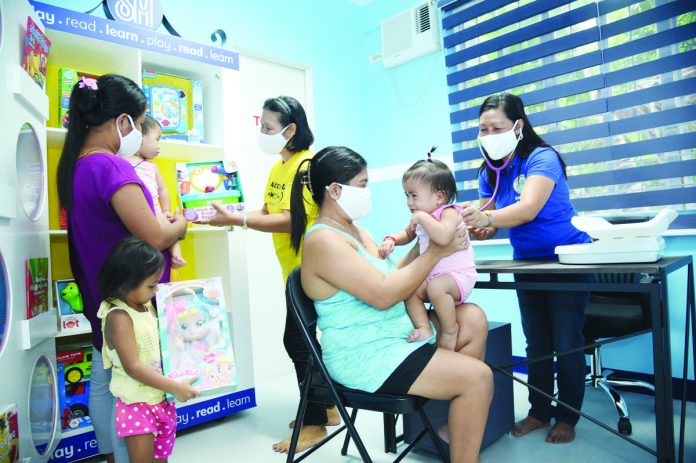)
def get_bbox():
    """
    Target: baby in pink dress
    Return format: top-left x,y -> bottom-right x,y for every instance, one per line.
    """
127,116 -> 186,268
380,156 -> 476,351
